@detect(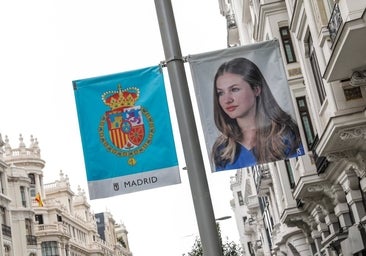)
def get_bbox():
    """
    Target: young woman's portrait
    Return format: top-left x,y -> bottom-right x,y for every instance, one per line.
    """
189,40 -> 305,172
211,57 -> 304,171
